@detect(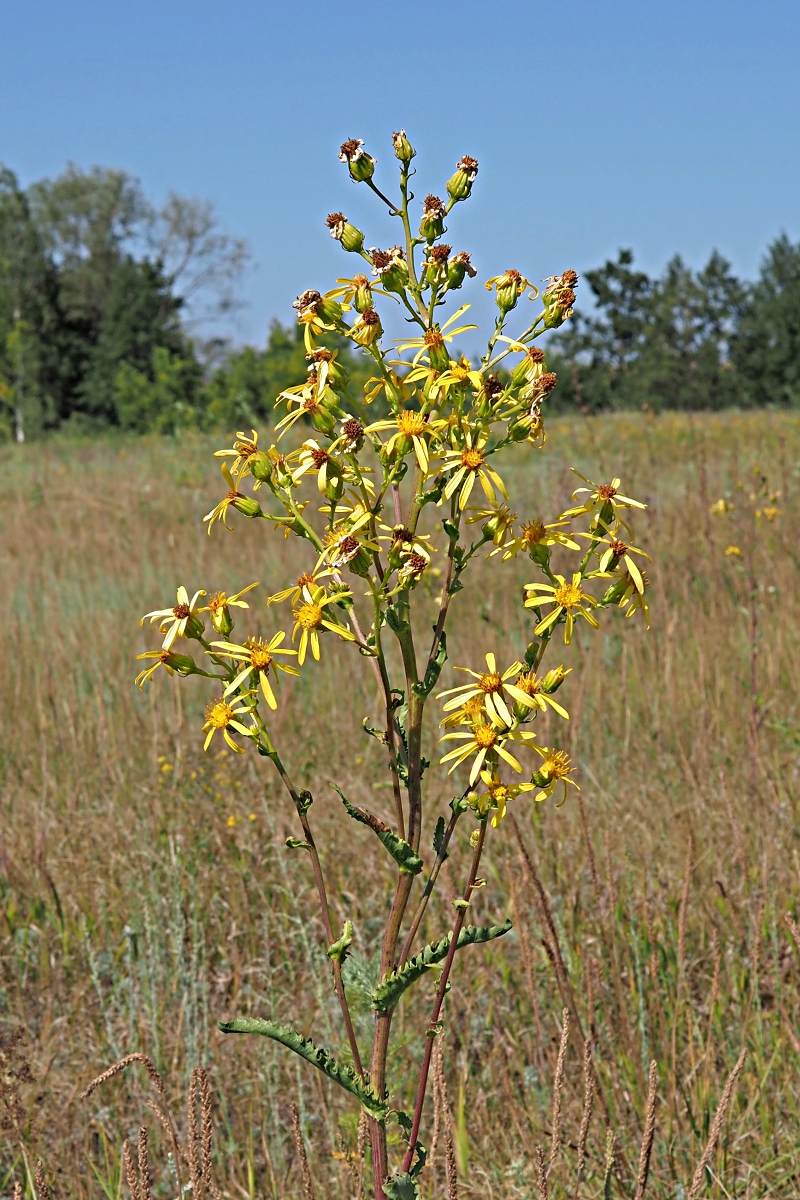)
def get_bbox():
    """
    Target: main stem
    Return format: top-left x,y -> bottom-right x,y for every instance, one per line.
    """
401,819 -> 489,1174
